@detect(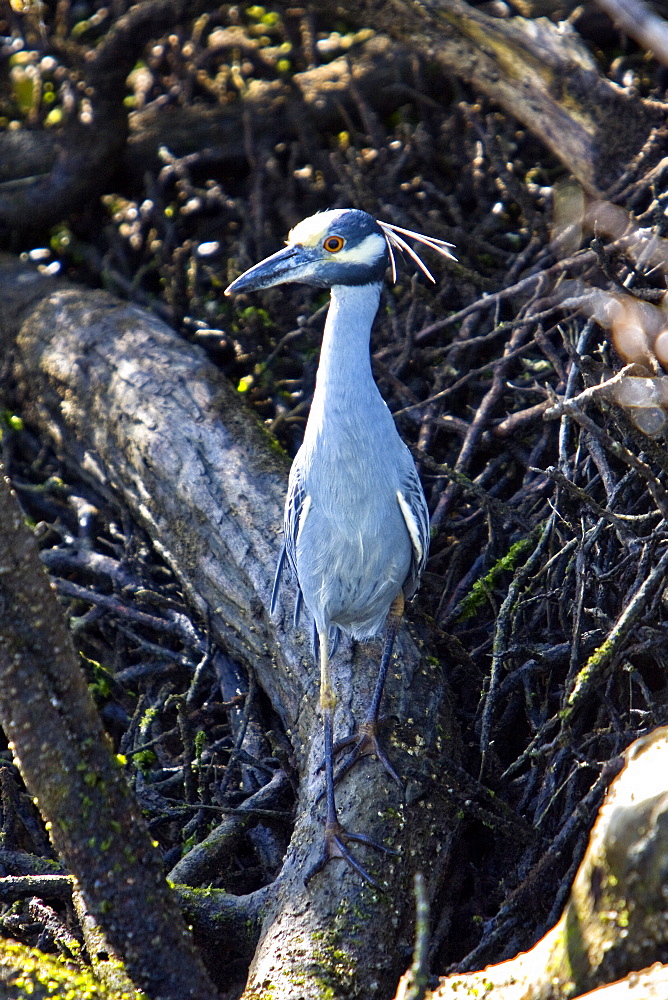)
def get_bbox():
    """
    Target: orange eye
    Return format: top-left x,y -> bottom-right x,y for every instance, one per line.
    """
323,235 -> 345,253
